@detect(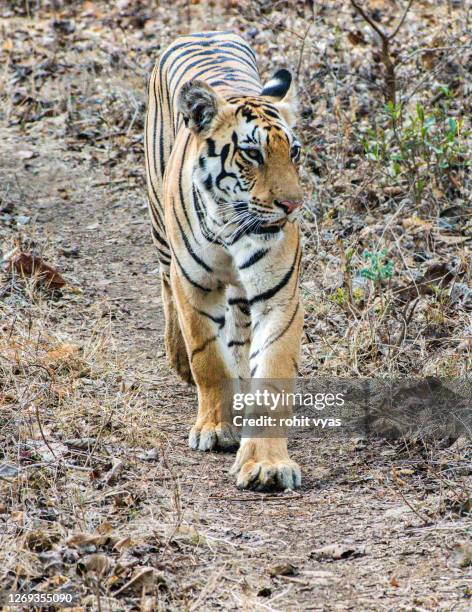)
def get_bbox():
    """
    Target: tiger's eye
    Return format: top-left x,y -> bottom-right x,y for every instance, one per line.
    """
241,148 -> 263,164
